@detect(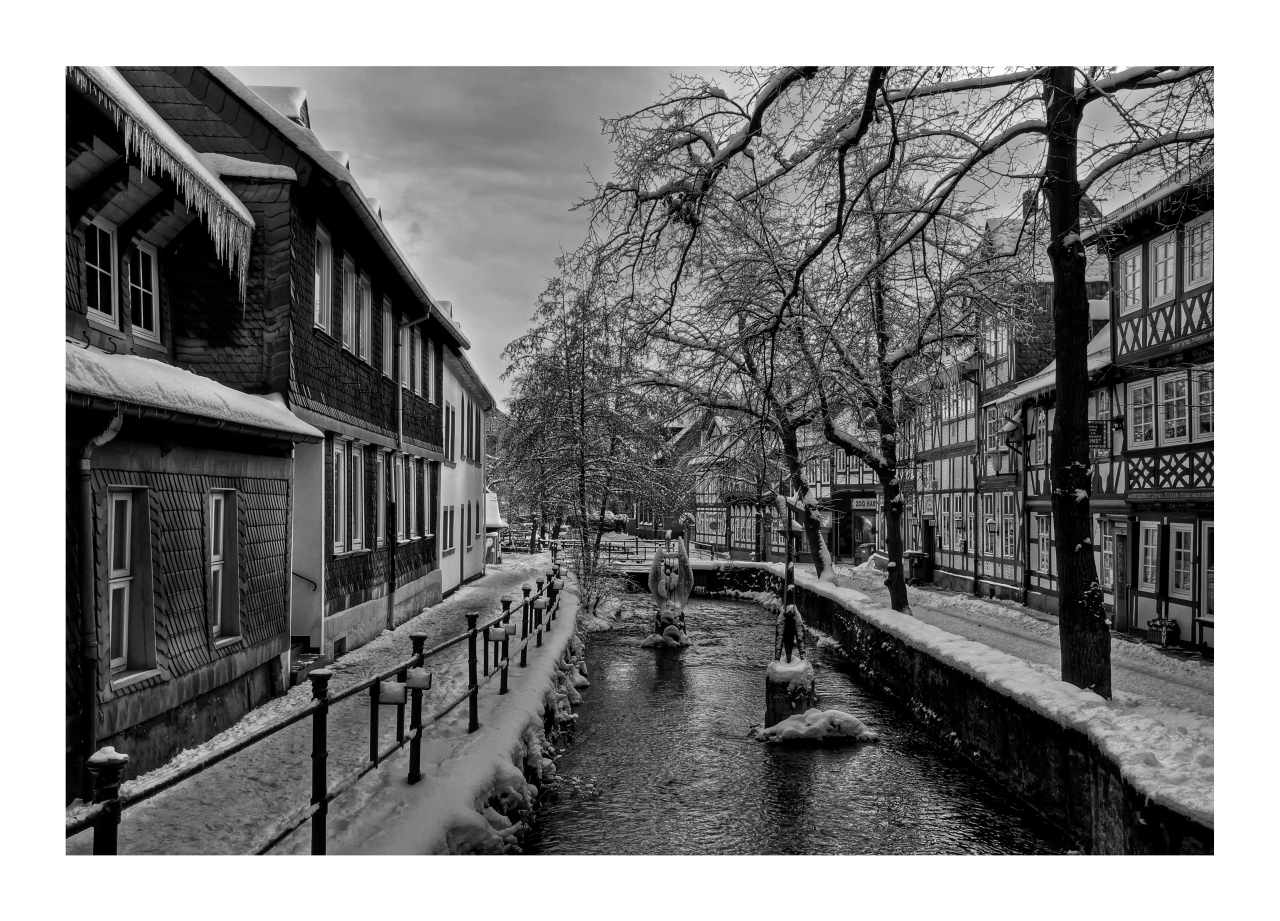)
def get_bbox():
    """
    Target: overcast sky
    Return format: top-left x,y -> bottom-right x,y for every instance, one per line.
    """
232,66 -> 682,407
